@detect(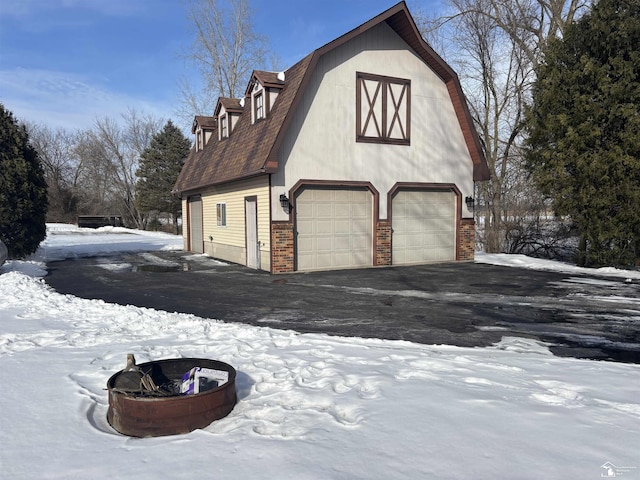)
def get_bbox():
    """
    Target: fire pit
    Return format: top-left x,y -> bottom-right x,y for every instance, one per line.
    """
107,357 -> 237,437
